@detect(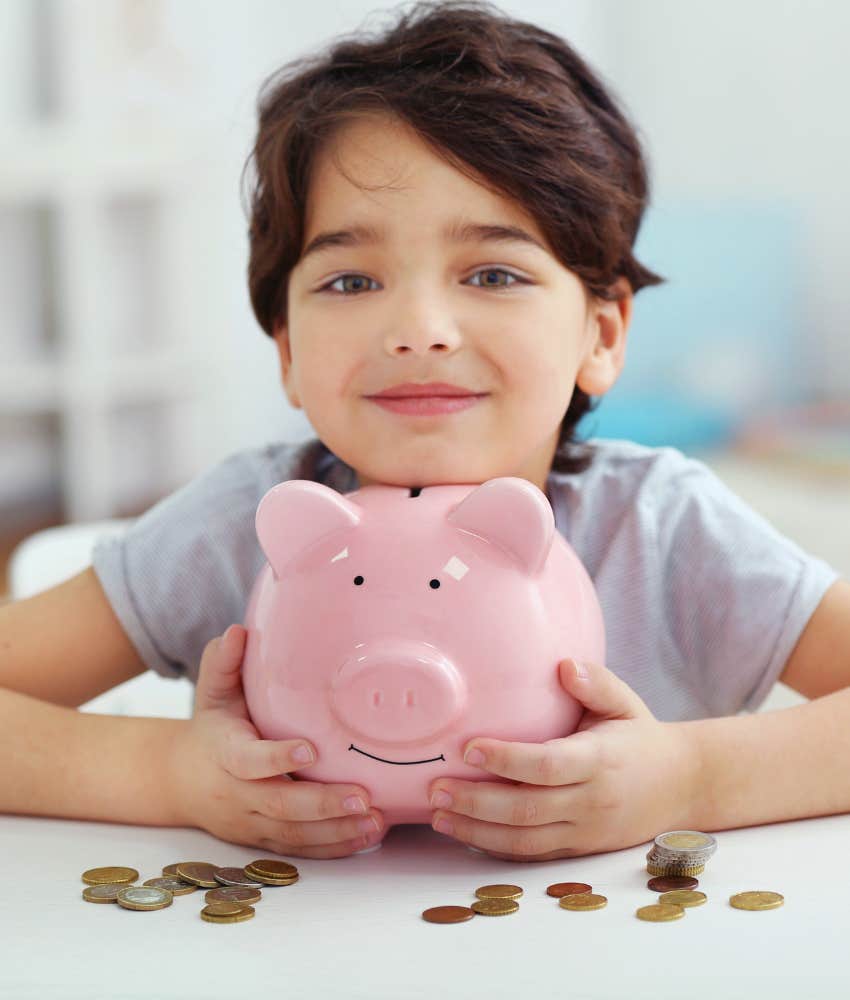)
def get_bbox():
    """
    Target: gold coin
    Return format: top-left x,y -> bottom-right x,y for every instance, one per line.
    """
201,903 -> 255,923
636,903 -> 685,922
81,866 -> 139,886
116,886 -> 173,911
246,859 -> 298,879
729,891 -> 784,911
471,898 -> 519,916
657,832 -> 714,851
474,884 -> 523,900
243,864 -> 299,886
559,893 -> 607,911
659,890 -> 707,908
82,884 -> 123,903
143,877 -> 197,896
646,863 -> 704,877
175,862 -> 220,888
206,886 -> 263,905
